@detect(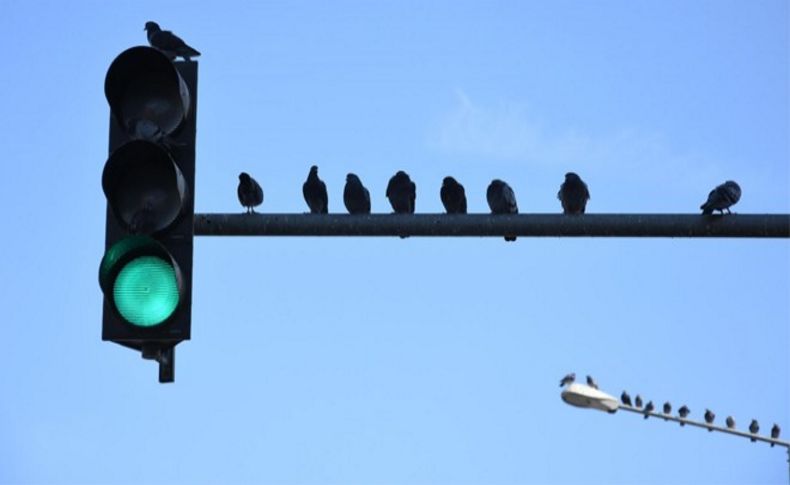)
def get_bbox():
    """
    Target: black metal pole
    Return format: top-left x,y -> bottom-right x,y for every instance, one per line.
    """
194,213 -> 790,238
